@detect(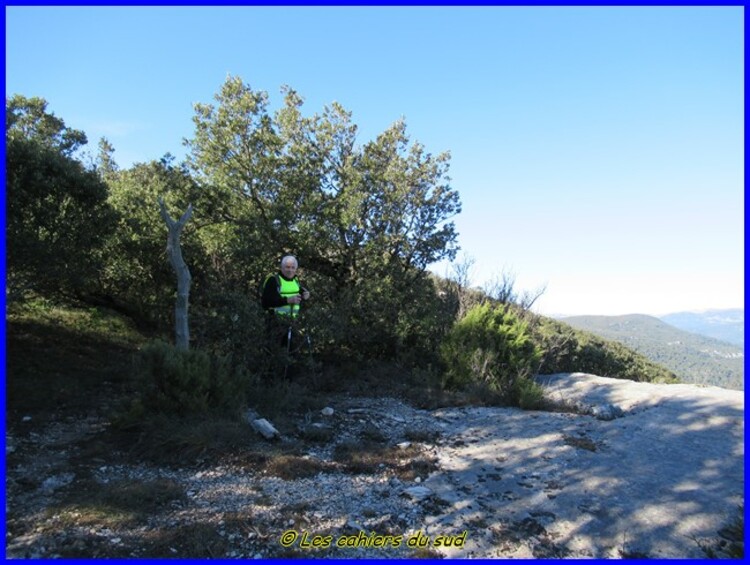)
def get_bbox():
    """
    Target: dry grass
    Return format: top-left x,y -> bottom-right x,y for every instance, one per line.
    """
122,417 -> 253,464
333,440 -> 438,479
297,424 -> 335,443
404,428 -> 442,443
263,454 -> 334,480
6,299 -> 144,423
411,546 -> 446,558
563,434 -> 598,452
49,477 -> 186,529
139,522 -> 231,558
695,504 -> 744,559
